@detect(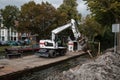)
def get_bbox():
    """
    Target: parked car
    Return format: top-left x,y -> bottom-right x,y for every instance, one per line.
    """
0,41 -> 8,46
17,40 -> 25,46
7,41 -> 18,46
